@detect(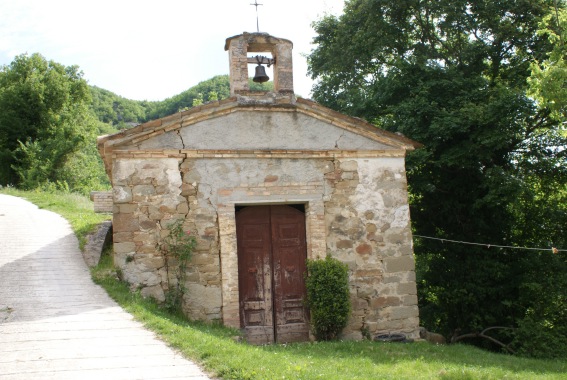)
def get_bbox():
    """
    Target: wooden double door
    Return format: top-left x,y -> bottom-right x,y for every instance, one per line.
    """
236,205 -> 309,344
